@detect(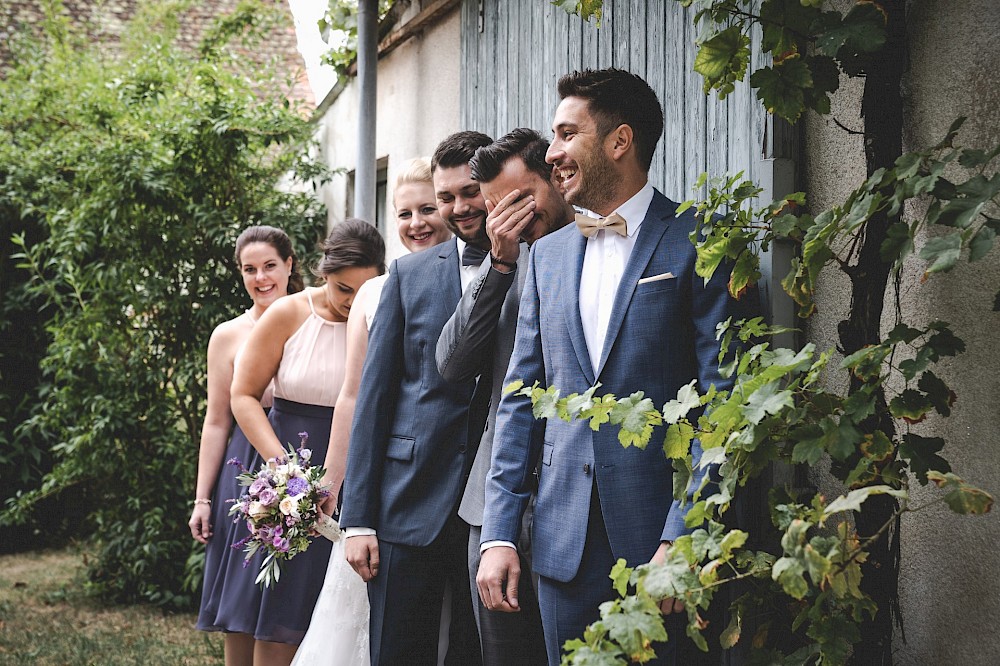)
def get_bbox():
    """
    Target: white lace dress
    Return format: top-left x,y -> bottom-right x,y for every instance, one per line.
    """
290,535 -> 370,665
291,278 -> 388,666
